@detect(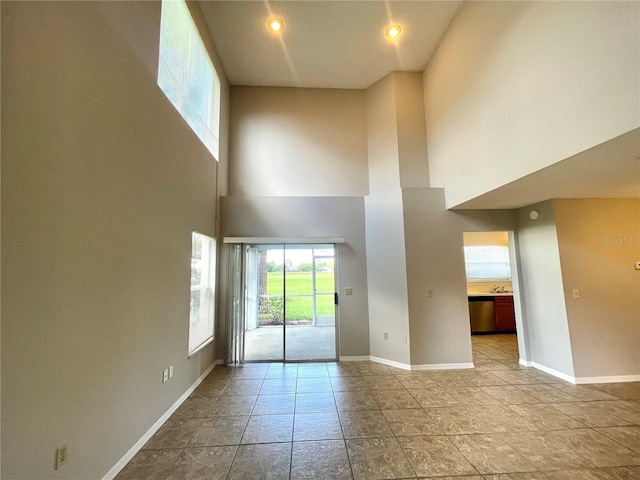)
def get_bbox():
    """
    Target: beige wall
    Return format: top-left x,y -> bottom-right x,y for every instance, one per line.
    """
366,72 -> 430,194
1,2 -> 228,478
364,189 -> 520,368
517,201 -> 575,377
228,86 -> 369,197
424,1 -> 640,207
555,199 -> 640,380
395,73 -> 430,189
403,189 -> 472,367
363,72 -> 514,368
364,189 -> 411,365
366,74 -> 400,194
220,196 -> 370,358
